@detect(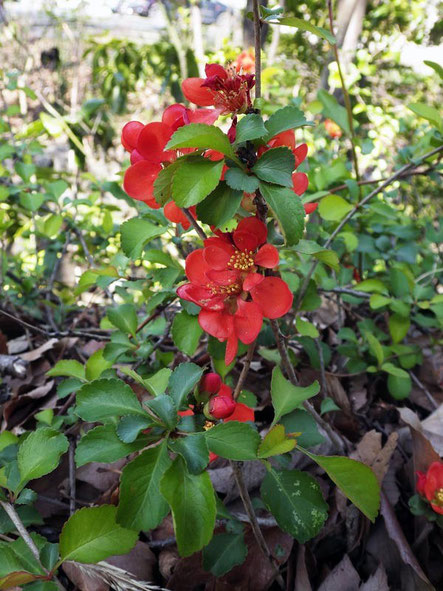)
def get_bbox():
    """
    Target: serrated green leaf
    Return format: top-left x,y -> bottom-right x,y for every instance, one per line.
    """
381,362 -> 409,379
168,362 -> 204,409
85,349 -> 113,382
168,433 -> 209,474
144,394 -> 177,429
117,442 -> 172,531
252,147 -> 295,187
258,424 -> 296,458
388,314 -> 410,344
75,378 -> 146,422
47,360 -> 86,381
196,181 -> 243,228
59,505 -> 138,563
365,333 -> 384,366
318,89 -> 351,134
202,532 -> 247,576
75,425 -> 146,467
172,310 -> 203,356
296,318 -> 319,338
318,194 -> 353,221
166,123 -> 236,160
107,303 -> 138,337
172,156 -> 224,207
300,449 -> 380,521
271,367 -> 319,425
153,160 -> 183,206
259,182 -> 305,246
224,168 -> 260,193
17,429 -> 68,491
408,102 -> 442,130
270,16 -> 336,45
261,468 -> 328,543
264,105 -> 313,139
235,113 -> 268,144
160,456 -> 216,557
205,421 -> 260,460
120,218 -> 166,259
